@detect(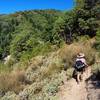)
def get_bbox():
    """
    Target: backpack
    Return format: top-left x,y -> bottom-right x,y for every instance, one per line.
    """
75,60 -> 85,70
